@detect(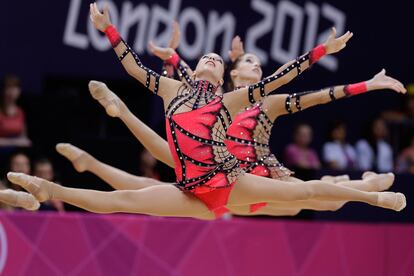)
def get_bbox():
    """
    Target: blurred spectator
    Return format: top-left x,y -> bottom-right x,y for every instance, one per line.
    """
33,158 -> 65,212
0,151 -> 31,210
355,118 -> 393,172
322,121 -> 356,170
284,123 -> 321,170
3,151 -> 31,190
383,86 -> 414,122
0,75 -> 31,149
382,88 -> 414,157
403,92 -> 414,120
139,149 -> 160,180
396,134 -> 414,173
